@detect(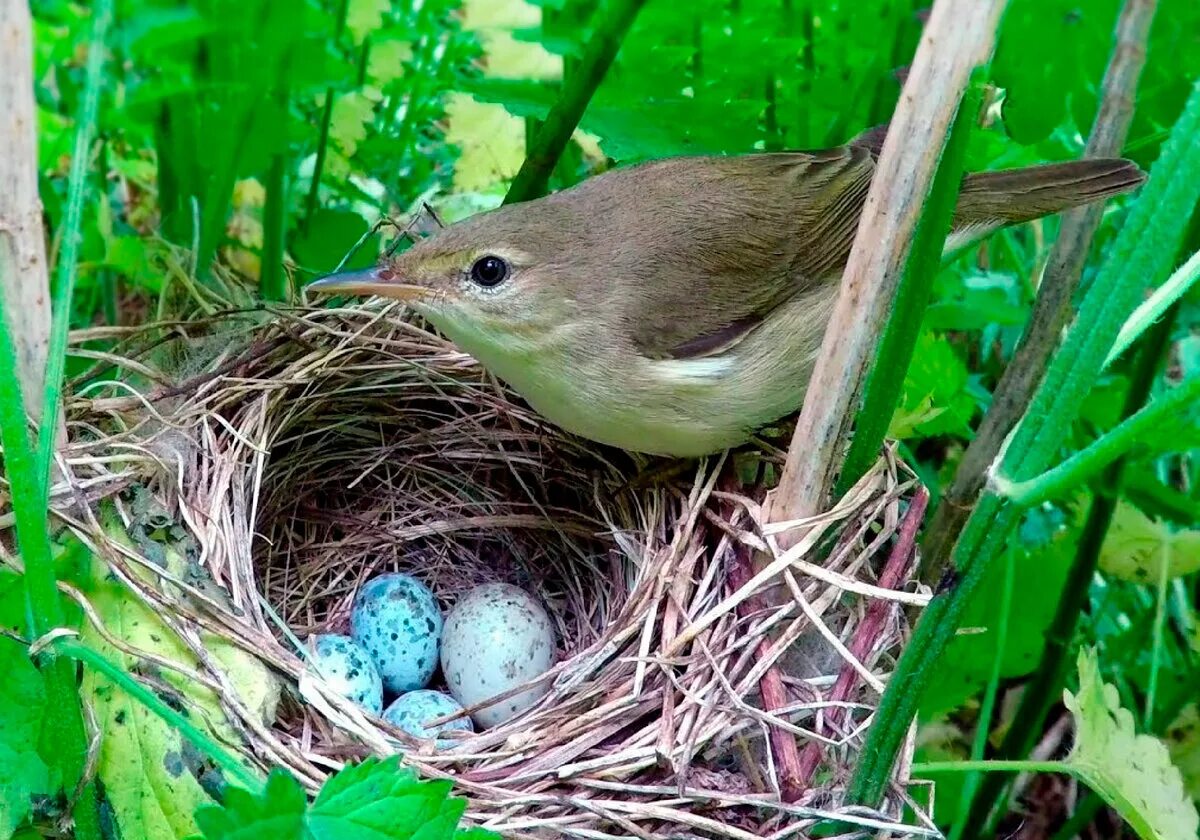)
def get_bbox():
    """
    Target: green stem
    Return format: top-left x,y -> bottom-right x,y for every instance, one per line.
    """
1144,537 -> 1170,728
837,74 -> 984,496
37,0 -> 112,500
1106,247 -> 1200,367
914,759 -> 1070,776
848,77 -> 1200,808
995,375 -> 1200,508
950,548 -> 1015,840
959,304 -> 1180,838
54,637 -> 263,793
503,0 -> 648,205
303,0 -> 350,228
